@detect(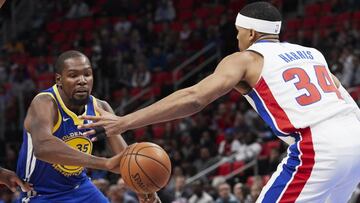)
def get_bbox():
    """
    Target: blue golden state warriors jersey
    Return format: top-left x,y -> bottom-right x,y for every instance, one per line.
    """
16,85 -> 99,195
